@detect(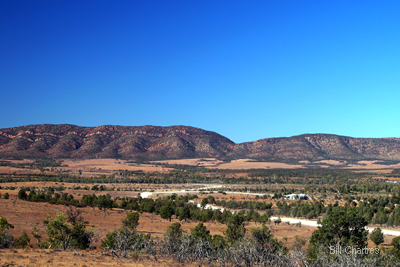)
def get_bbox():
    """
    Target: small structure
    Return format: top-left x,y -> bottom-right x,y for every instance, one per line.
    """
283,194 -> 309,200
